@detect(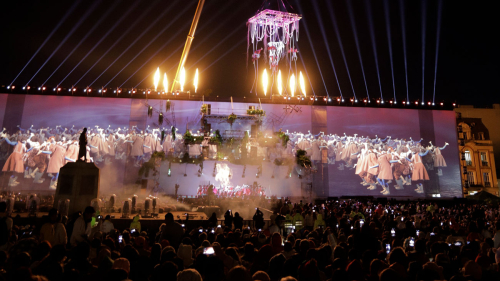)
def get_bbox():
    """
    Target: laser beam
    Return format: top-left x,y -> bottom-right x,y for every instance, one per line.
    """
325,1 -> 357,100
25,0 -> 101,87
73,1 -> 158,86
383,0 -> 397,102
88,0 -> 180,87
58,0 -> 139,86
117,20 -> 191,88
365,0 -> 384,101
296,4 -> 330,98
346,0 -> 370,100
43,0 -> 120,86
10,0 -> 82,86
399,0 -> 410,102
105,3 -> 194,87
421,0 -> 427,103
432,0 -> 443,104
